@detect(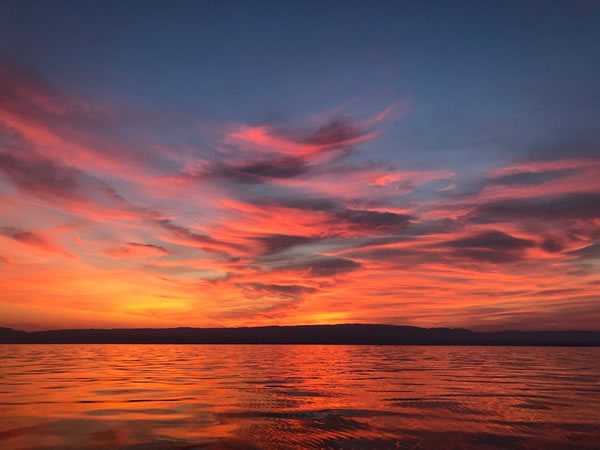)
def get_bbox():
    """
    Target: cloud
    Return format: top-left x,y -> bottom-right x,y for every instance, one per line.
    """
488,169 -> 575,187
300,117 -> 374,150
342,245 -> 430,266
344,230 -> 537,266
332,209 -> 411,233
245,195 -> 412,236
491,159 -> 600,177
437,231 -> 536,264
203,156 -> 309,184
254,234 -> 319,255
237,283 -> 318,299
0,152 -> 85,199
104,243 -> 169,259
541,238 -> 566,253
471,192 -> 600,223
193,115 -> 383,190
568,242 -> 600,260
442,230 -> 535,251
228,115 -> 376,157
276,257 -> 361,277
0,227 -> 72,258
3,63 -> 600,331
156,219 -> 247,255
0,62 -> 189,180
0,152 -> 153,221
0,64 -> 127,173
